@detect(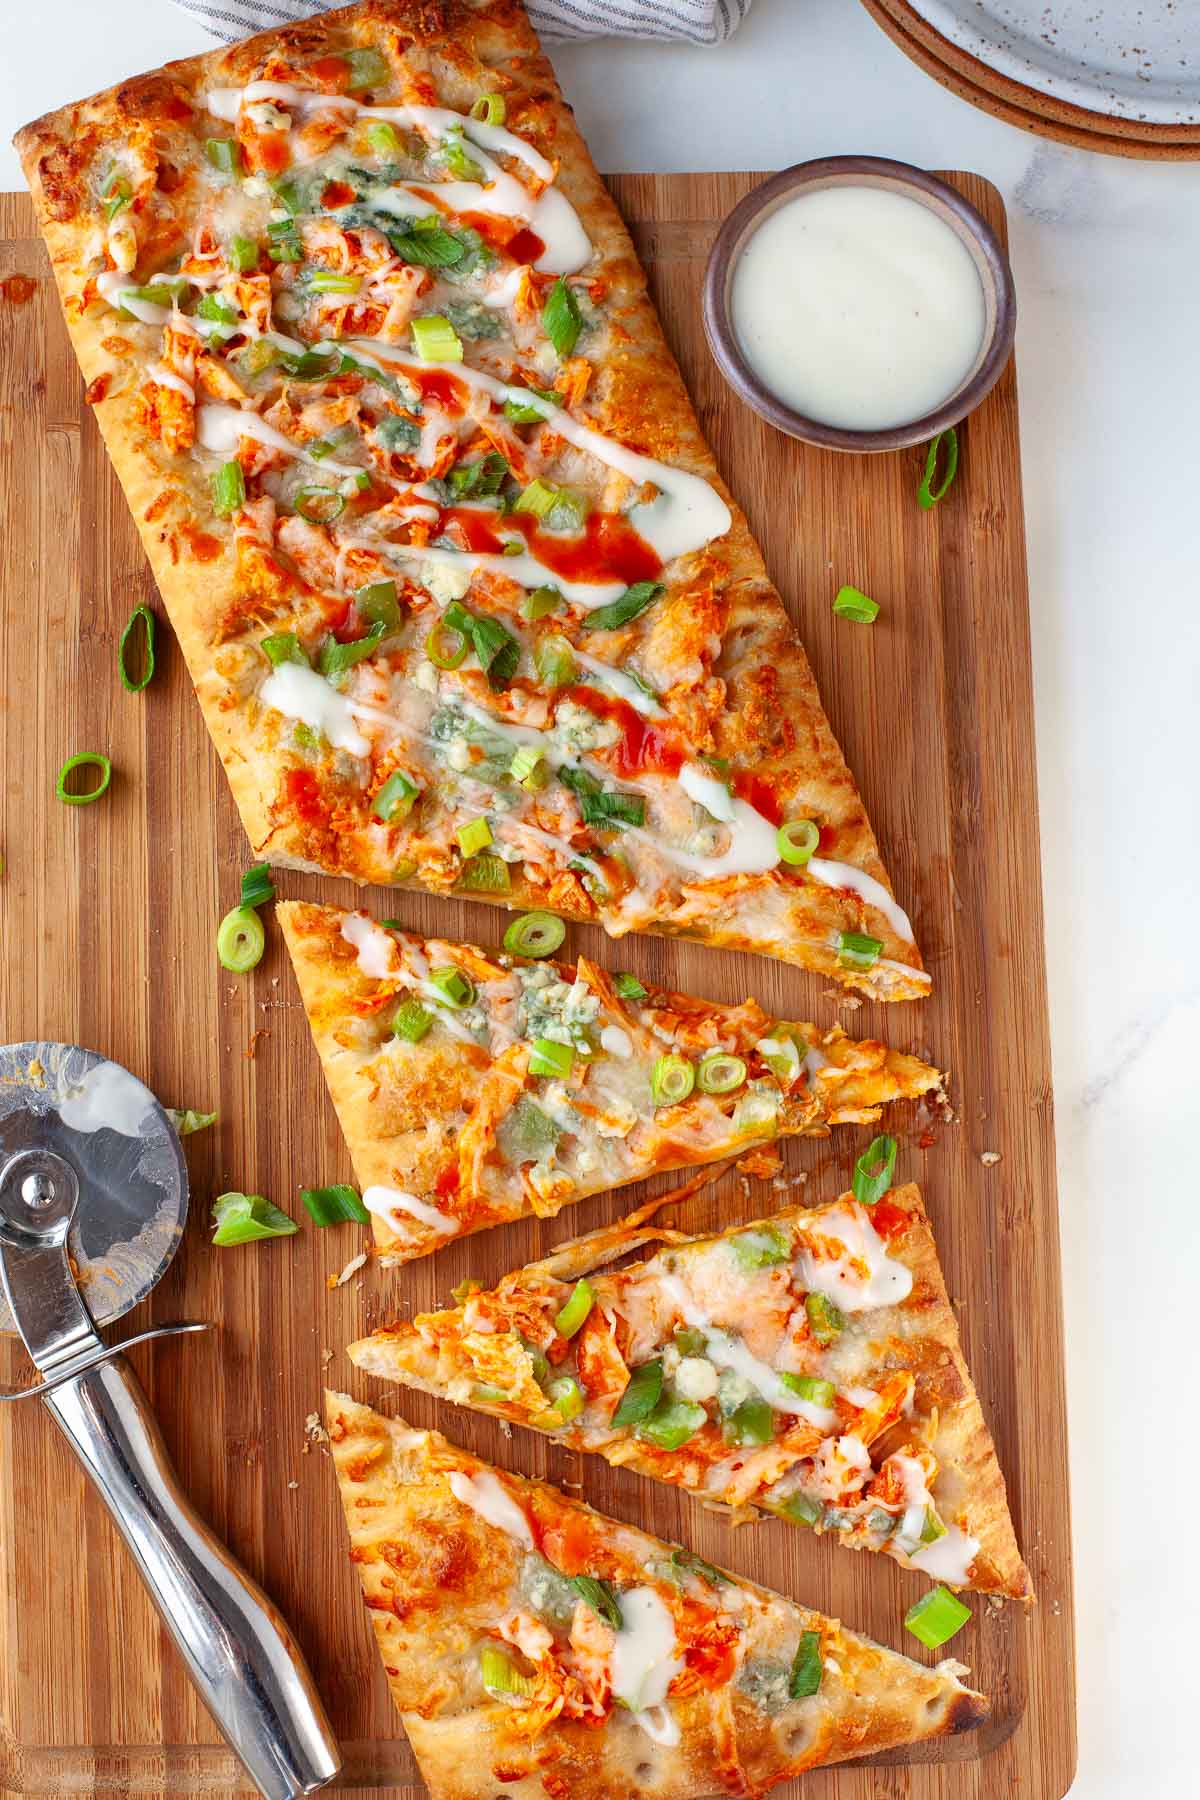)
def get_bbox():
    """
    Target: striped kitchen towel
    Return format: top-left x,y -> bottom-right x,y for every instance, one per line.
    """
171,0 -> 754,47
